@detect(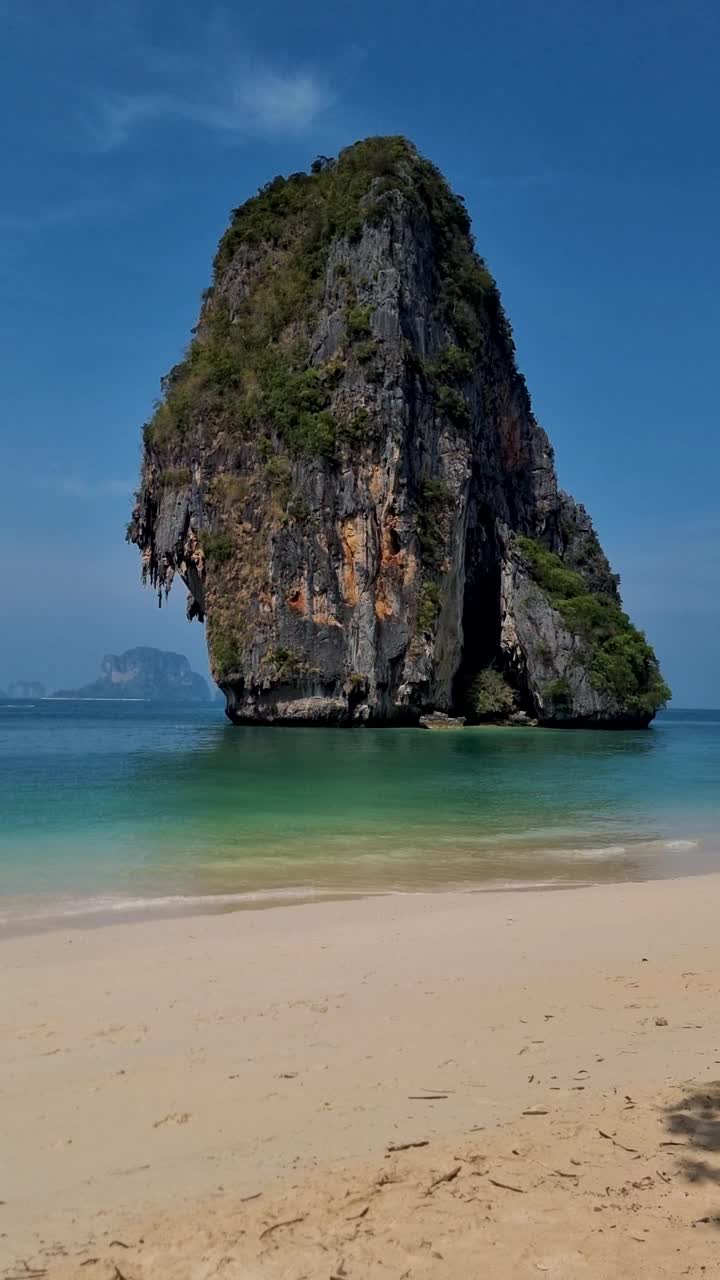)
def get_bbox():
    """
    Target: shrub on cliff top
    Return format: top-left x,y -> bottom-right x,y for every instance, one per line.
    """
217,135 -> 414,261
142,135 -> 523,462
518,537 -> 670,716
